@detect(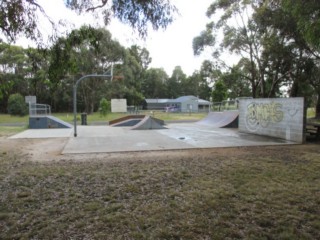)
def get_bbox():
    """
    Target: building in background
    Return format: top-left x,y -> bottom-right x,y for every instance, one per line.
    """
144,96 -> 211,113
